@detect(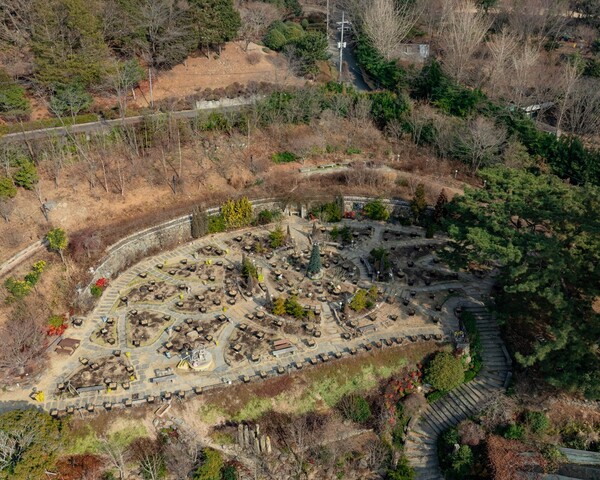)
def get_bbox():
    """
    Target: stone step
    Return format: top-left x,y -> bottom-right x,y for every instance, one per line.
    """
434,398 -> 464,425
442,388 -> 475,413
461,381 -> 488,402
423,408 -> 455,431
447,388 -> 479,412
421,413 -> 444,435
